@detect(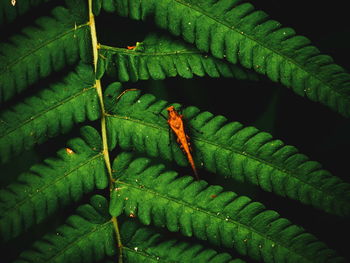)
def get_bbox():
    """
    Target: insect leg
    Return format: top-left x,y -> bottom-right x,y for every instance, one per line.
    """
116,88 -> 139,101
